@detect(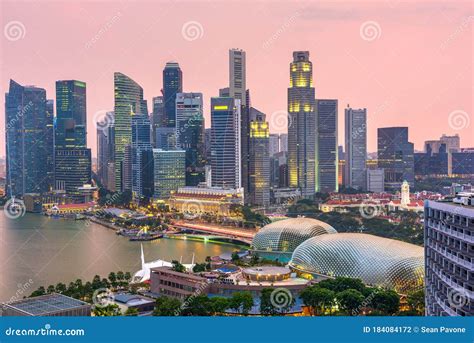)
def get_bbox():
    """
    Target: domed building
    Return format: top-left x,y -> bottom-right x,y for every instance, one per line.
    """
252,217 -> 336,261
289,233 -> 424,294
